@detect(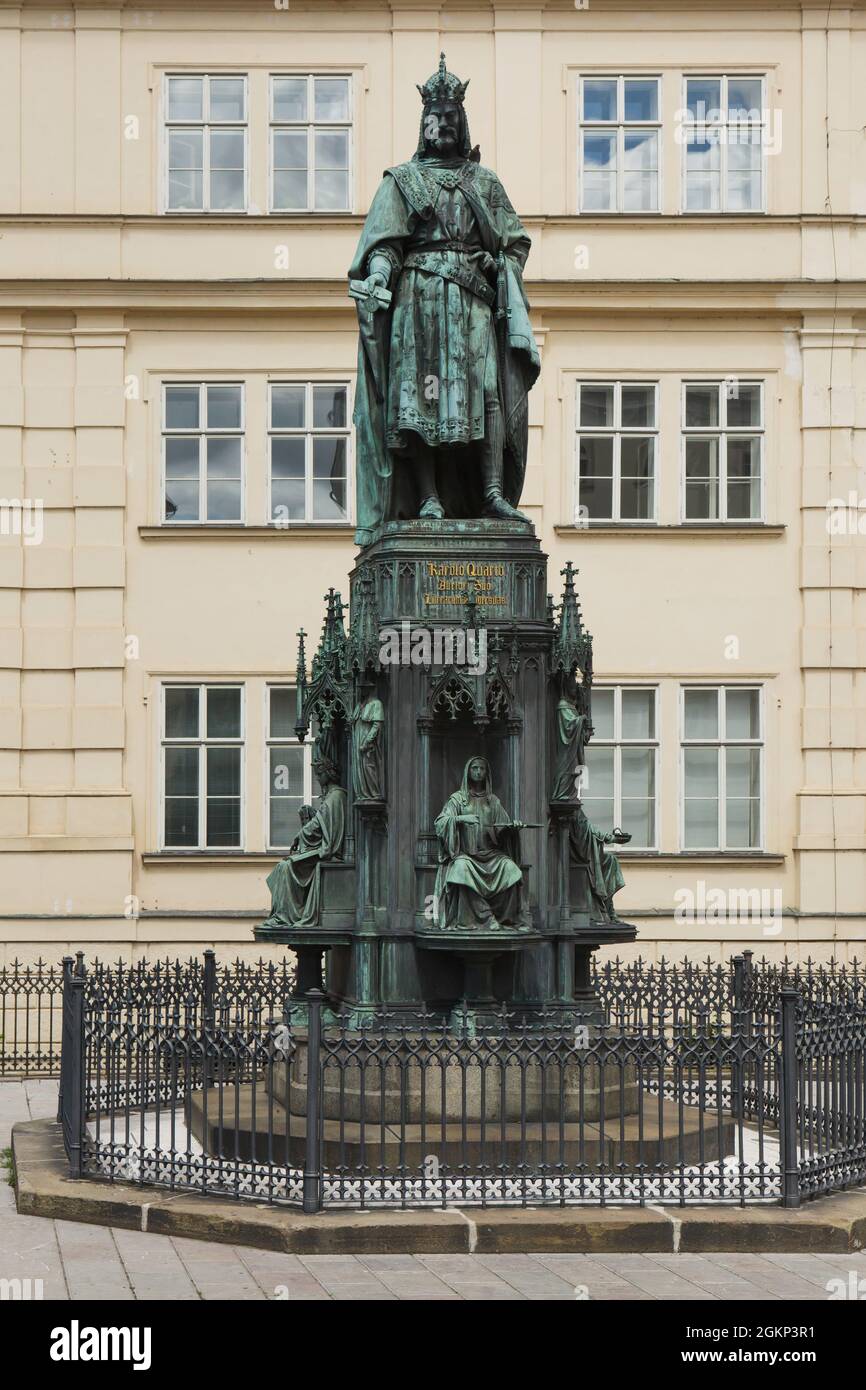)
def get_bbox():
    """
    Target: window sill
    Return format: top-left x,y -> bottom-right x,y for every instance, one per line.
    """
616,851 -> 784,864
139,524 -> 354,540
141,849 -> 784,868
554,523 -> 784,538
159,211 -> 357,221
570,212 -> 768,220
142,851 -> 283,864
